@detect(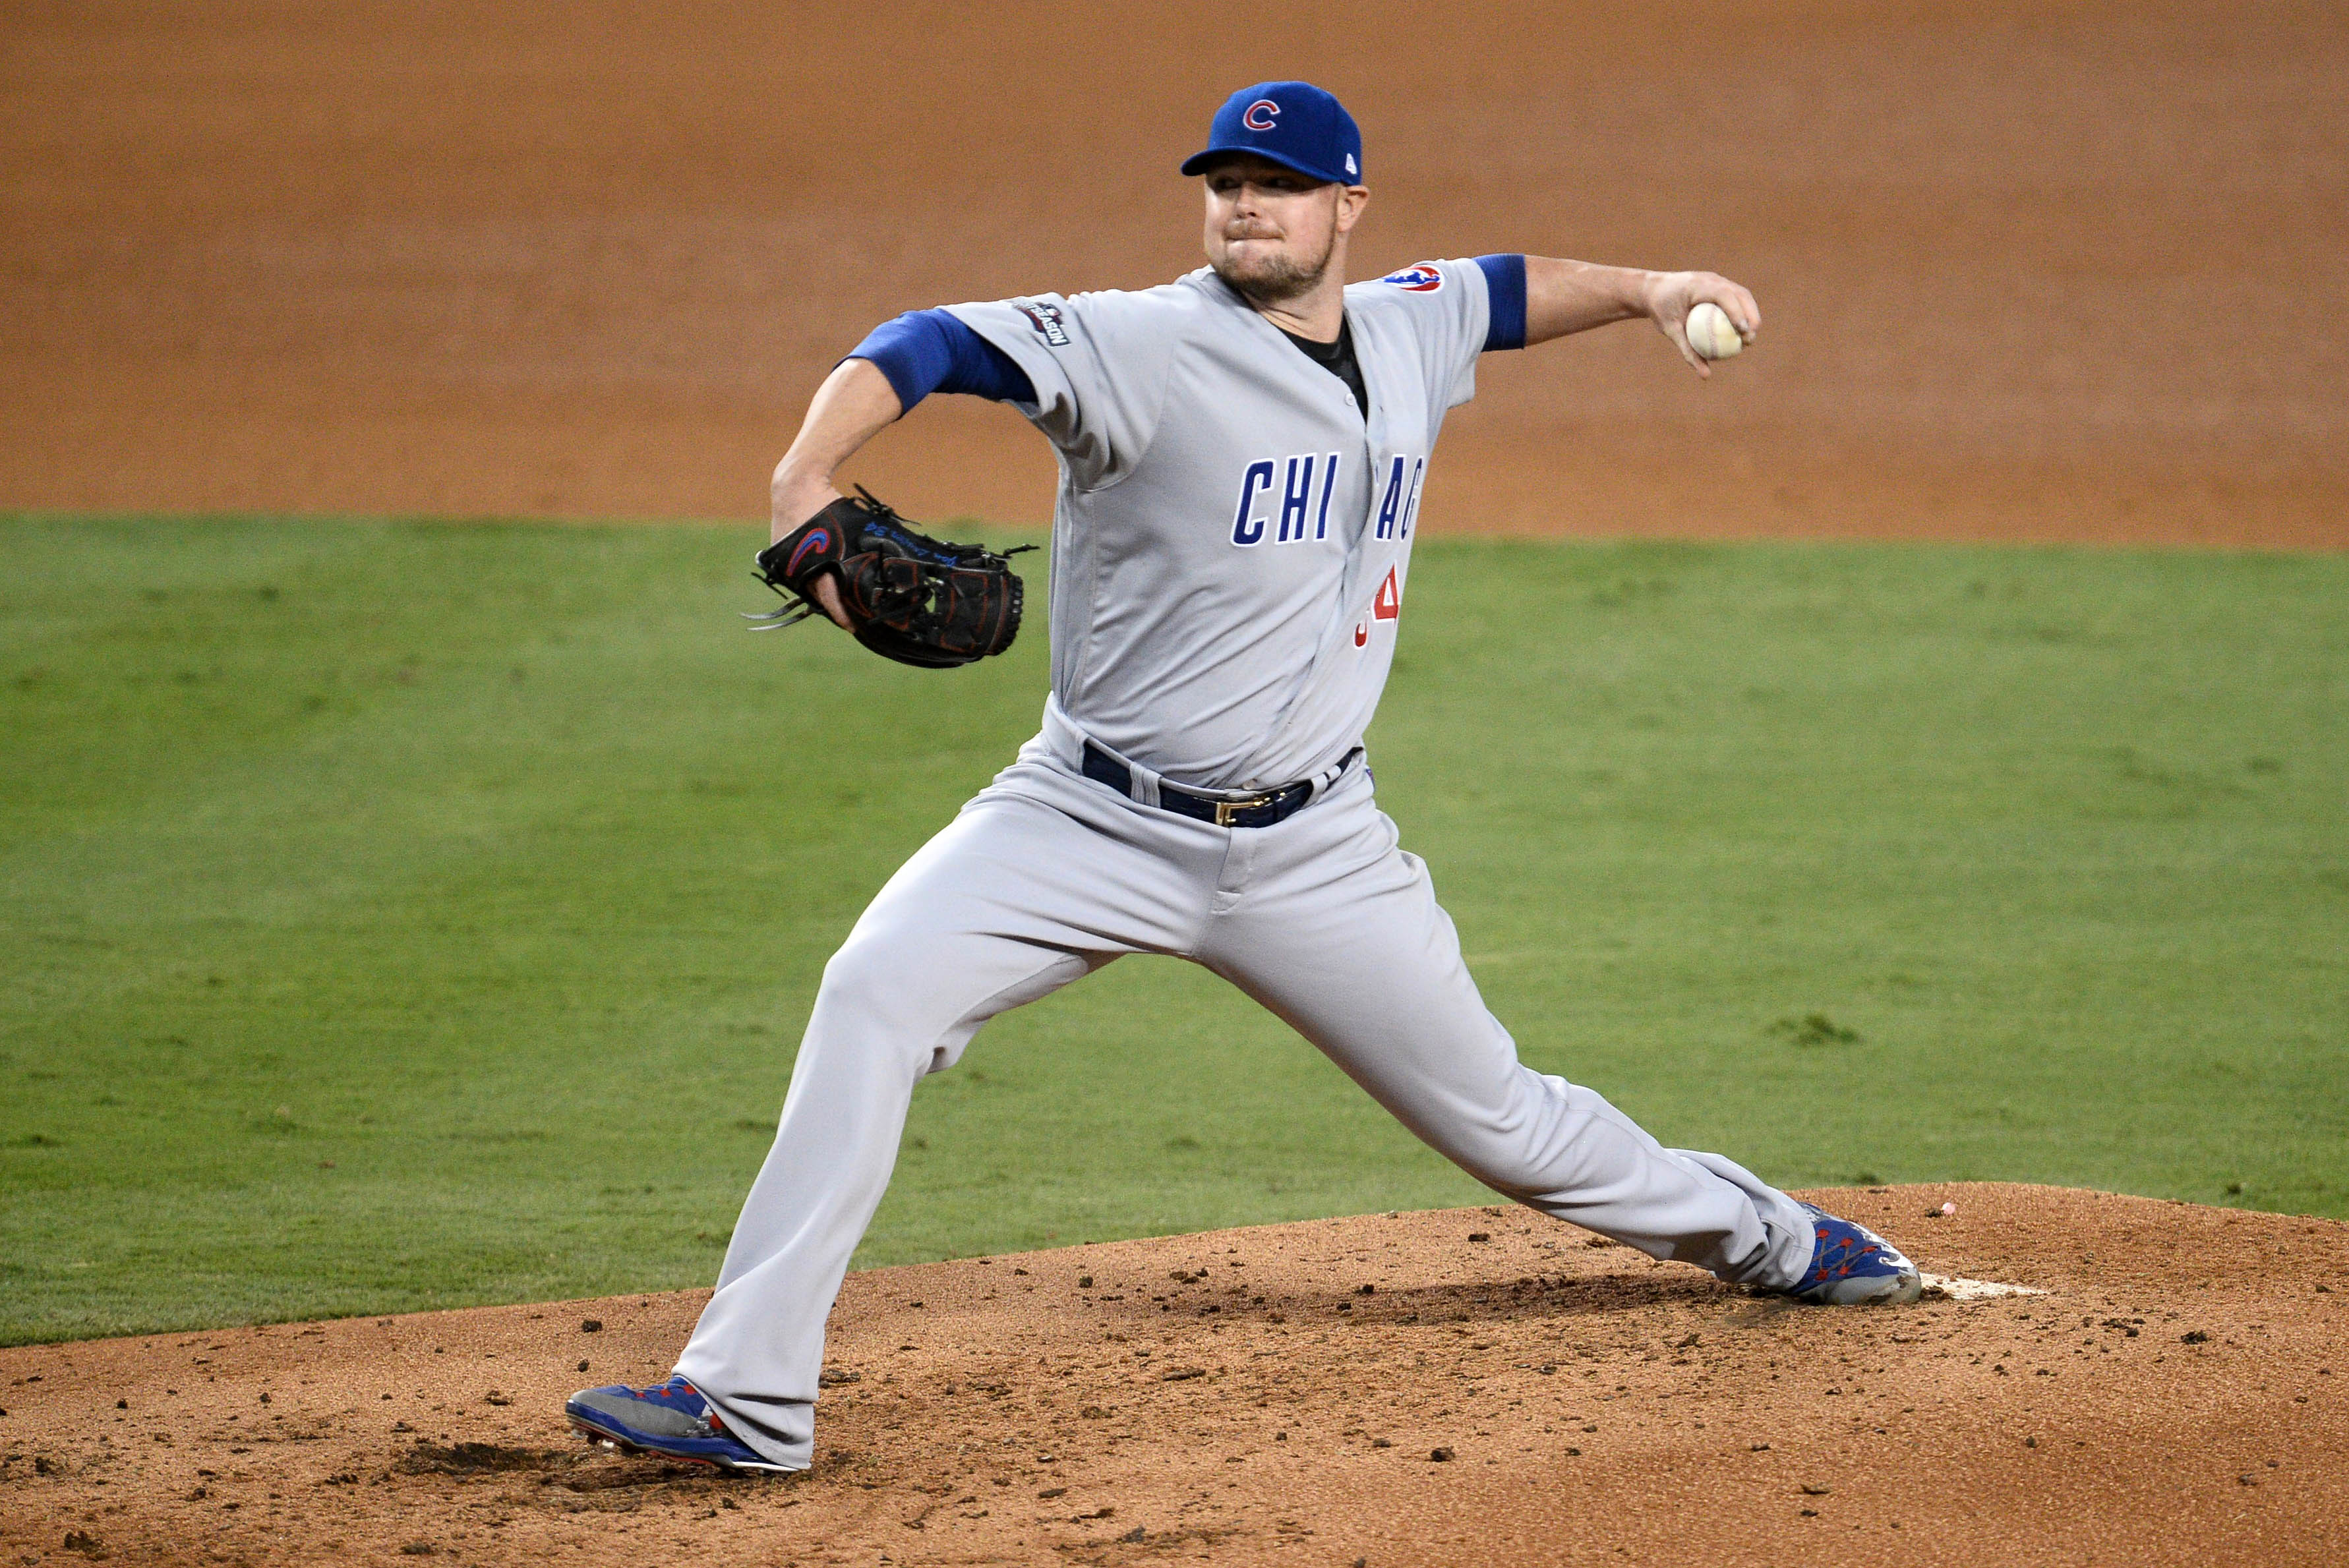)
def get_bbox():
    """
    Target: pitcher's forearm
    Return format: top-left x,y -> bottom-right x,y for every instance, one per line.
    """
1522,258 -> 1655,344
770,358 -> 905,542
1522,257 -> 1759,374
